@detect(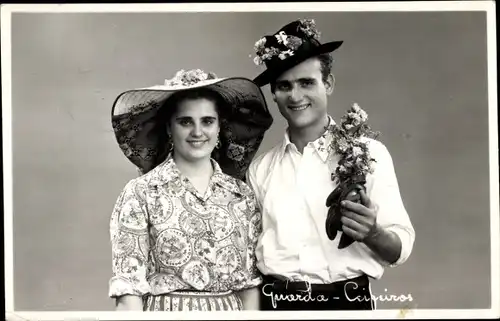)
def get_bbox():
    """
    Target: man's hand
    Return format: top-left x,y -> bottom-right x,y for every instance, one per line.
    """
339,189 -> 378,242
339,189 -> 403,264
